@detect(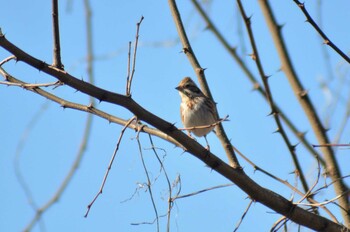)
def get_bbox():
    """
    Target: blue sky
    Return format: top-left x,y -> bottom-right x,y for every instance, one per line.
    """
1,1 -> 350,231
